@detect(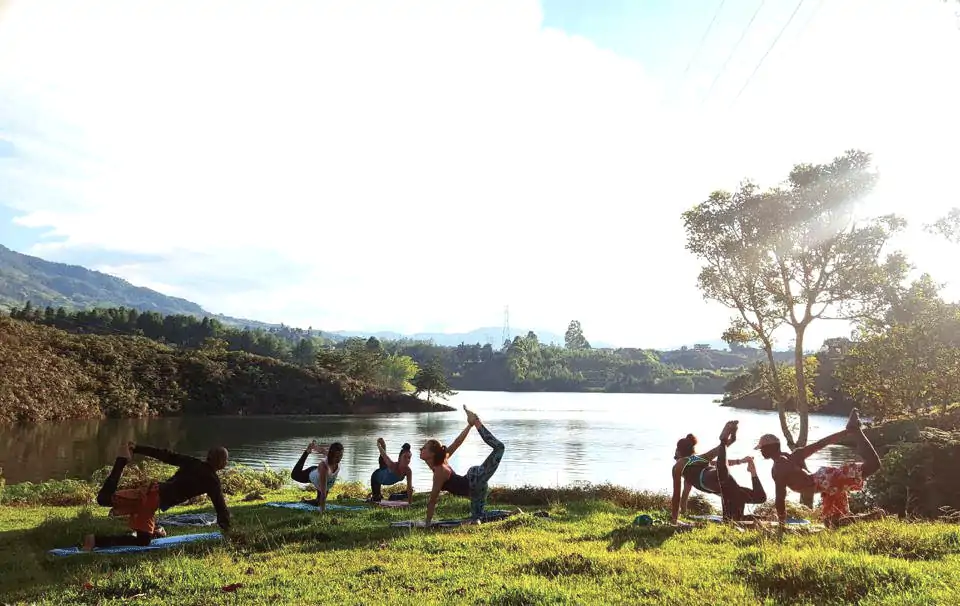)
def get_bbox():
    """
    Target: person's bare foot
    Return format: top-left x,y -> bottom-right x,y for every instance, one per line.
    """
154,526 -> 166,538
463,405 -> 480,427
118,442 -> 133,460
307,440 -> 319,453
846,408 -> 862,432
82,534 -> 96,552
719,421 -> 737,444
